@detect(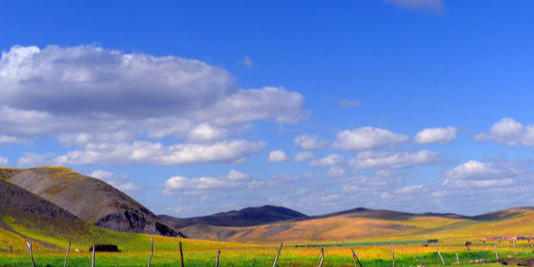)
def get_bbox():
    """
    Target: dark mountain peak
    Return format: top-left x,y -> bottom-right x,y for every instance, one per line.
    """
160,205 -> 309,229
